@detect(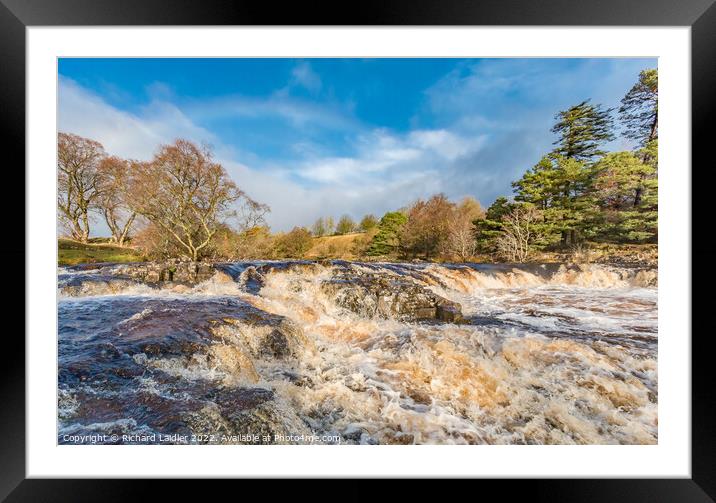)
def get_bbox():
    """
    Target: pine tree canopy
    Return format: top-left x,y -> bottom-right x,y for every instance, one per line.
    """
551,100 -> 615,162
619,69 -> 658,146
366,211 -> 407,256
